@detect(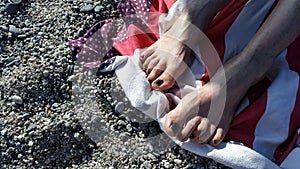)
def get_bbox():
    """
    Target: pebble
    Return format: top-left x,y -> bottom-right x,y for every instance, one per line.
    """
26,123 -> 37,132
1,128 -> 8,135
17,34 -> 27,40
28,141 -> 34,146
43,70 -> 50,77
9,25 -> 21,35
0,25 -> 8,31
11,95 -> 23,104
3,3 -> 19,15
80,4 -> 94,13
115,102 -> 125,113
12,0 -> 23,5
94,6 -> 102,13
39,48 -> 46,52
174,159 -> 182,165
